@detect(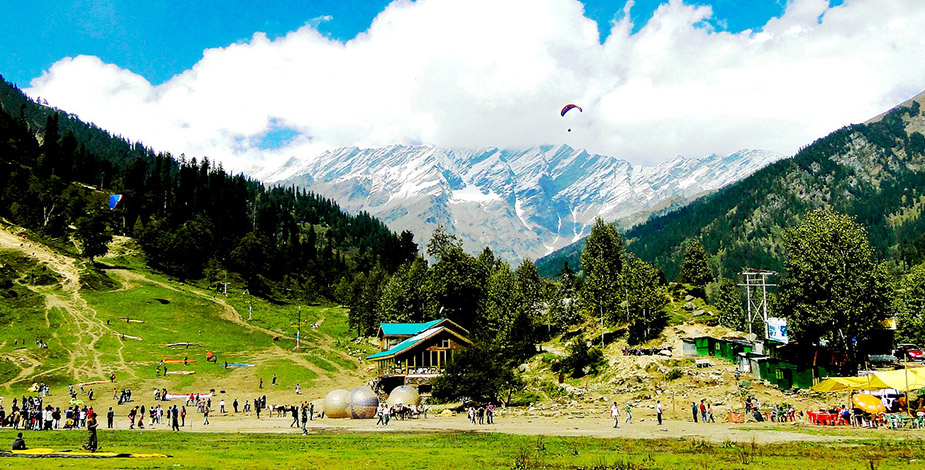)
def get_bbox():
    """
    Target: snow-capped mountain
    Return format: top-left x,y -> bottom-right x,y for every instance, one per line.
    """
253,145 -> 786,262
